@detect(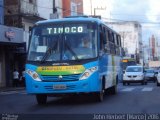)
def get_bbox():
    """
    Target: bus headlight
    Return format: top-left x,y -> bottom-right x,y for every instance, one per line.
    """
26,69 -> 41,81
79,66 -> 98,80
